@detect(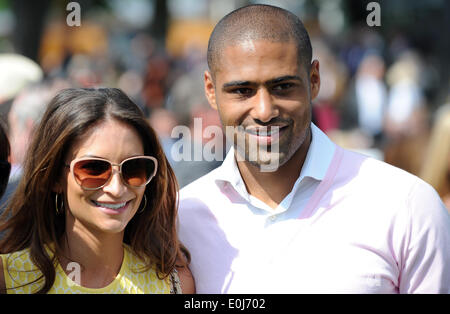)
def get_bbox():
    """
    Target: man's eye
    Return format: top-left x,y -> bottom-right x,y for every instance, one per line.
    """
232,87 -> 253,95
272,83 -> 294,91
